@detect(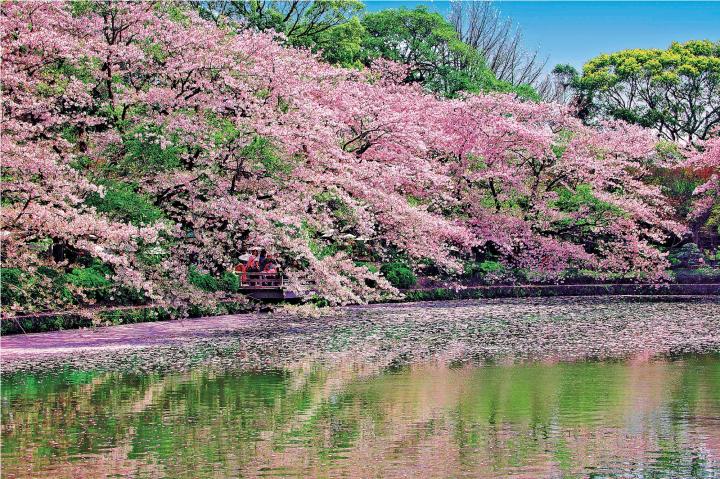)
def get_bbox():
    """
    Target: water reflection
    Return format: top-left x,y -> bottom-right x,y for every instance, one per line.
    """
2,357 -> 719,478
